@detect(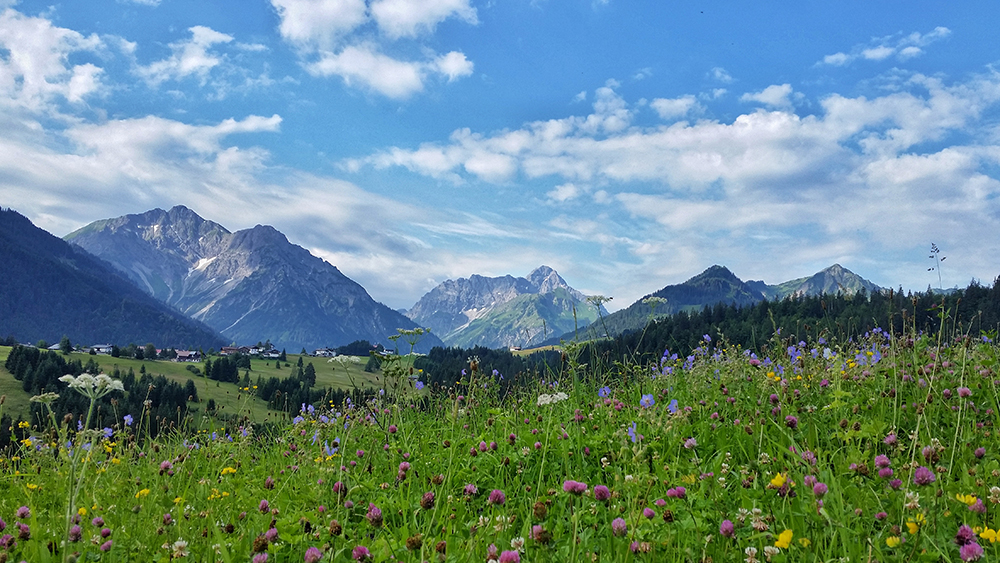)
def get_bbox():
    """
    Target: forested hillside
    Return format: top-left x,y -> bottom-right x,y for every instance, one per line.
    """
0,208 -> 226,348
